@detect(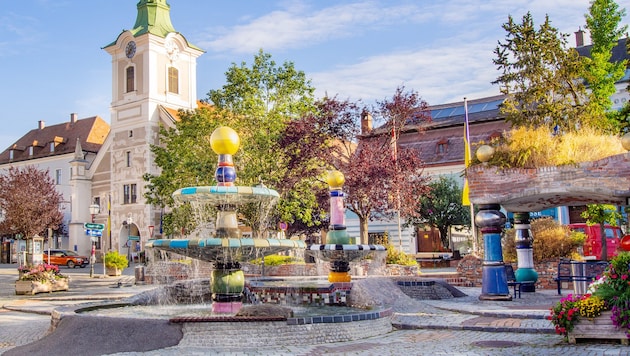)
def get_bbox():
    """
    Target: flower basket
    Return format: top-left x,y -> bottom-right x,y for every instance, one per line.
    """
568,311 -> 629,345
15,264 -> 69,295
